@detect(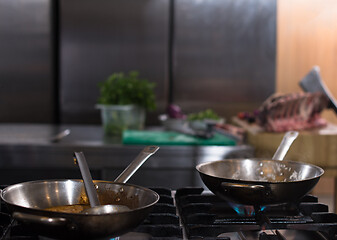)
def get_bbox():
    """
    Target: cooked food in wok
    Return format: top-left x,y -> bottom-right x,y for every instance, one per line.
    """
44,203 -> 132,214
44,204 -> 90,213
